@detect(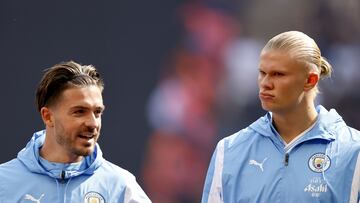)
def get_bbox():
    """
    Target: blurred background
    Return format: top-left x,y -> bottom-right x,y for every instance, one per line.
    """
1,0 -> 359,202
